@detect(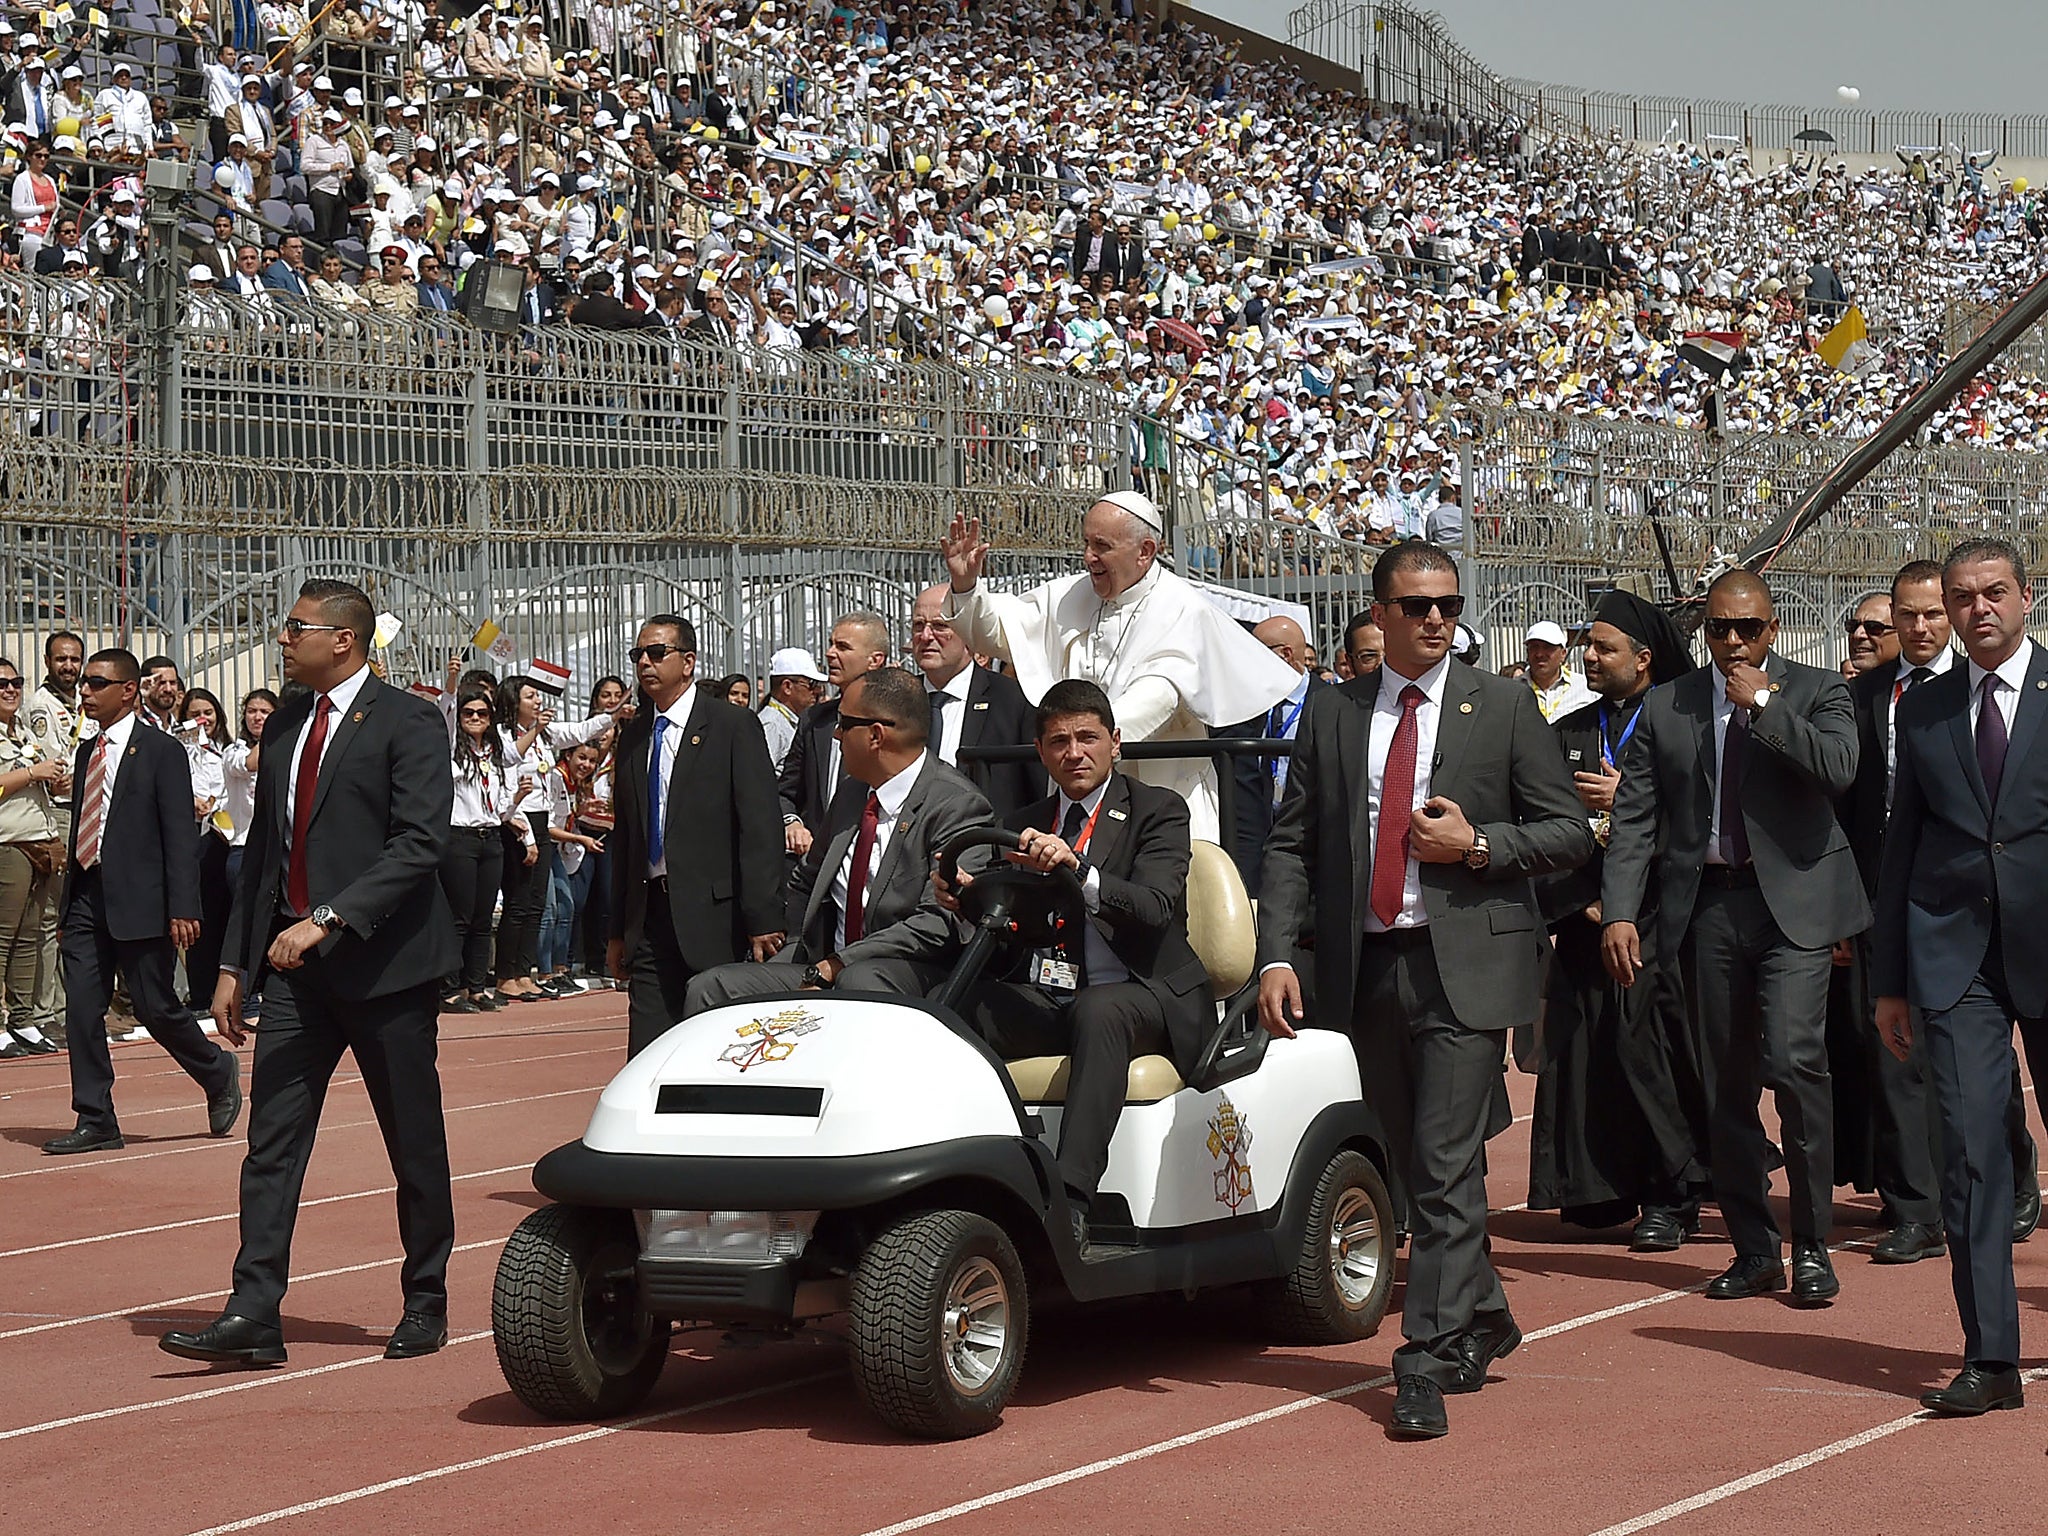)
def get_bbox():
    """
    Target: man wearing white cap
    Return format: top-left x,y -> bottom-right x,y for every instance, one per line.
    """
941,492 -> 1298,841
758,647 -> 826,772
96,61 -> 152,158
1524,621 -> 1595,723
